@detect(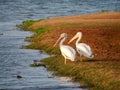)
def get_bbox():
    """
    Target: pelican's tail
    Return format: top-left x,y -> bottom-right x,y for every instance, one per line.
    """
89,54 -> 94,58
